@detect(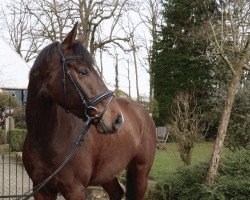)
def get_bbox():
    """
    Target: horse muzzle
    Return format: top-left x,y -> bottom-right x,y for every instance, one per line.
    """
112,114 -> 124,133
96,114 -> 124,134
